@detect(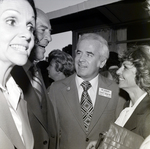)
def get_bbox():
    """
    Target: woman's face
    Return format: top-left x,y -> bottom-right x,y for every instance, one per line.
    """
116,61 -> 138,92
0,0 -> 35,66
47,60 -> 58,81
